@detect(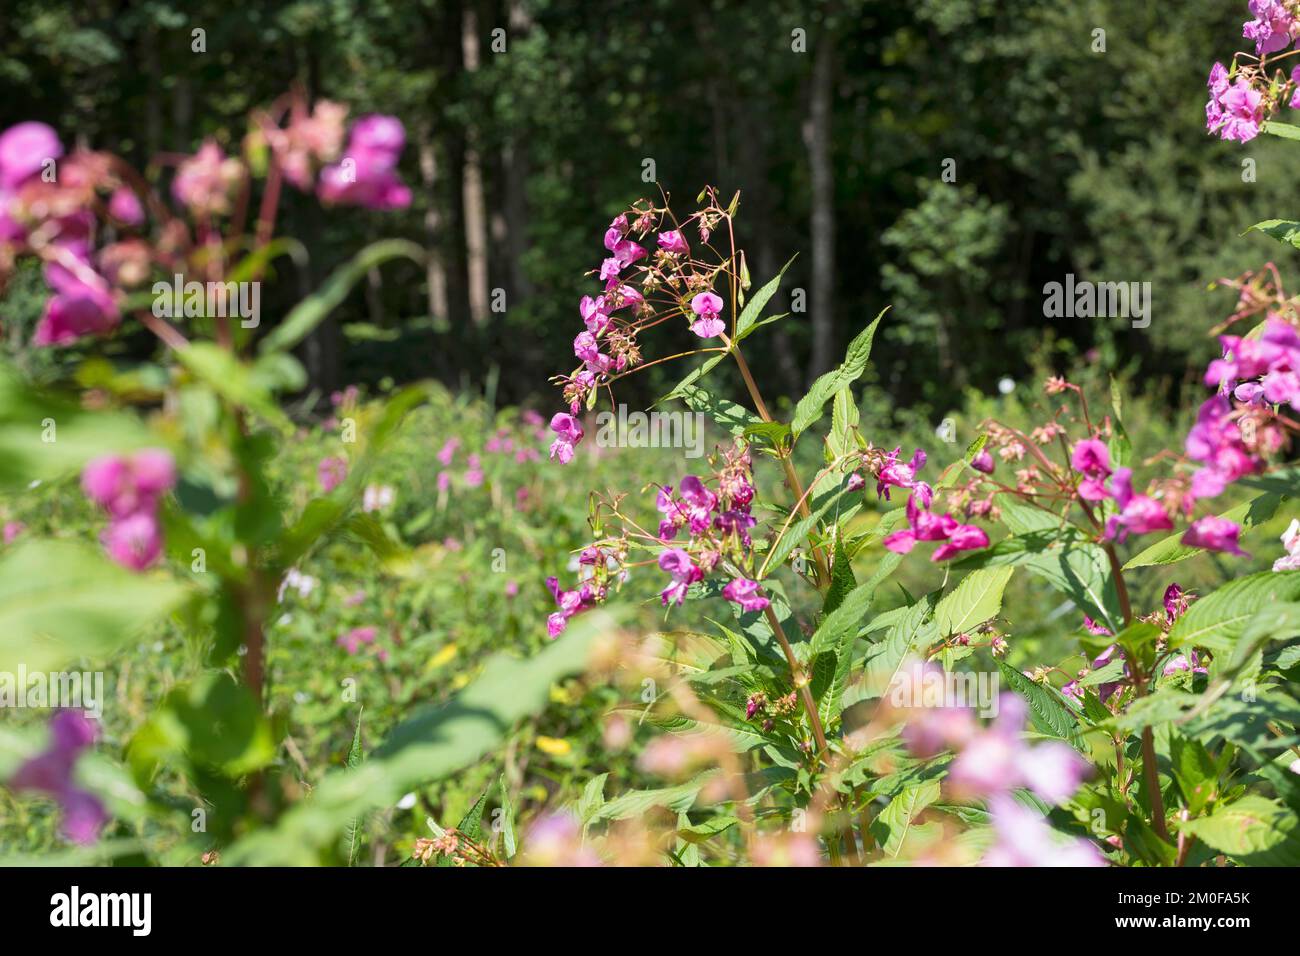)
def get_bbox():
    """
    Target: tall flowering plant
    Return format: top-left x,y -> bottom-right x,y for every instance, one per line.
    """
0,89 -> 430,851
521,170 -> 1300,867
